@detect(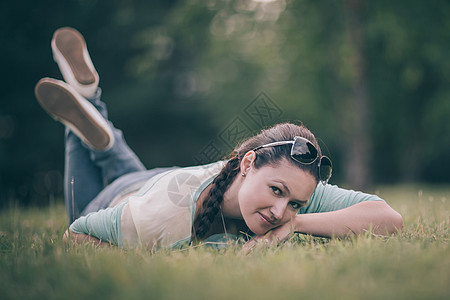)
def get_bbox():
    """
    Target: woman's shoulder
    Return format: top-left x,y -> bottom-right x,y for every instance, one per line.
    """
130,161 -> 224,197
120,160 -> 226,249
298,183 -> 384,214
